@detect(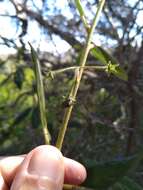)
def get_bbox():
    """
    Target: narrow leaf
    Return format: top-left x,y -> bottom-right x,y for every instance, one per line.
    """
91,46 -> 128,81
91,46 -> 108,65
29,43 -> 51,144
109,64 -> 128,81
74,0 -> 88,28
14,67 -> 25,89
75,0 -> 84,16
91,46 -> 118,65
